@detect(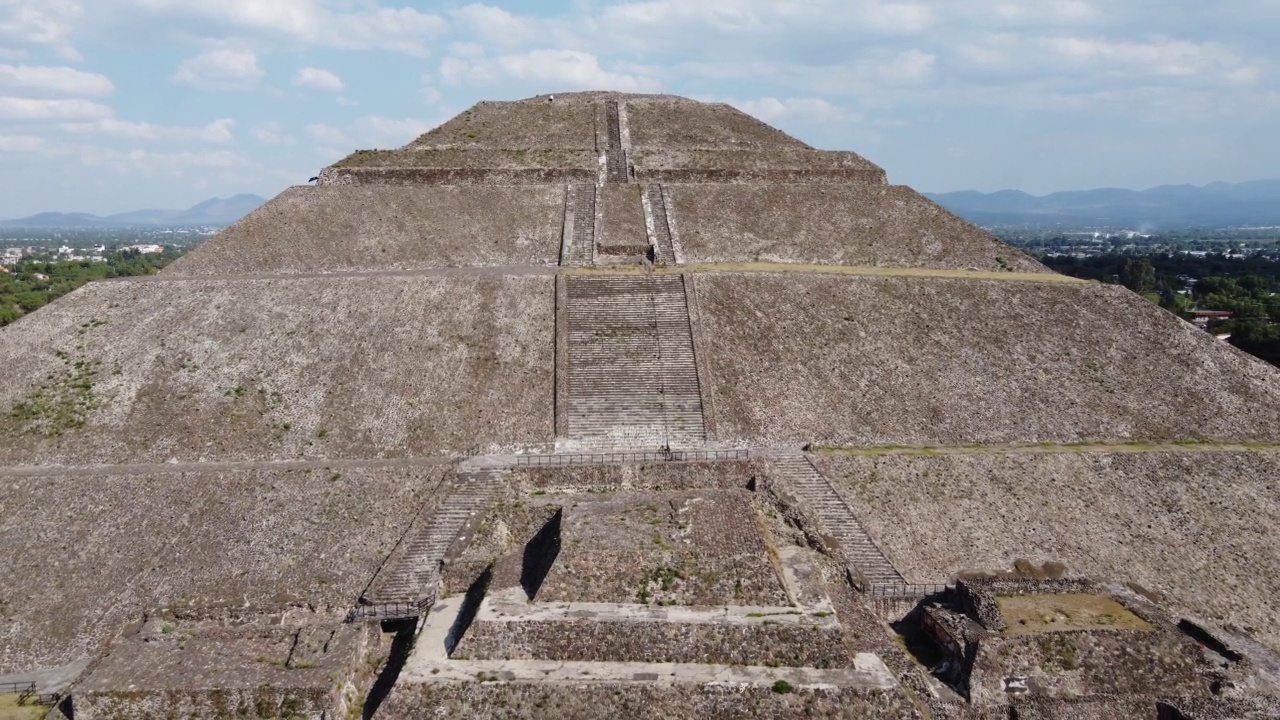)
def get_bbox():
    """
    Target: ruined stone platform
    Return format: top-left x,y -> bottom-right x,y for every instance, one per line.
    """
1,90 -> 1278,718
